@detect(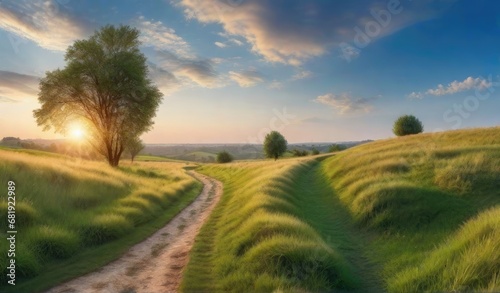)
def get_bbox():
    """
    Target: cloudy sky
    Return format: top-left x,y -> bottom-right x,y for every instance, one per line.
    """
0,0 -> 499,143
